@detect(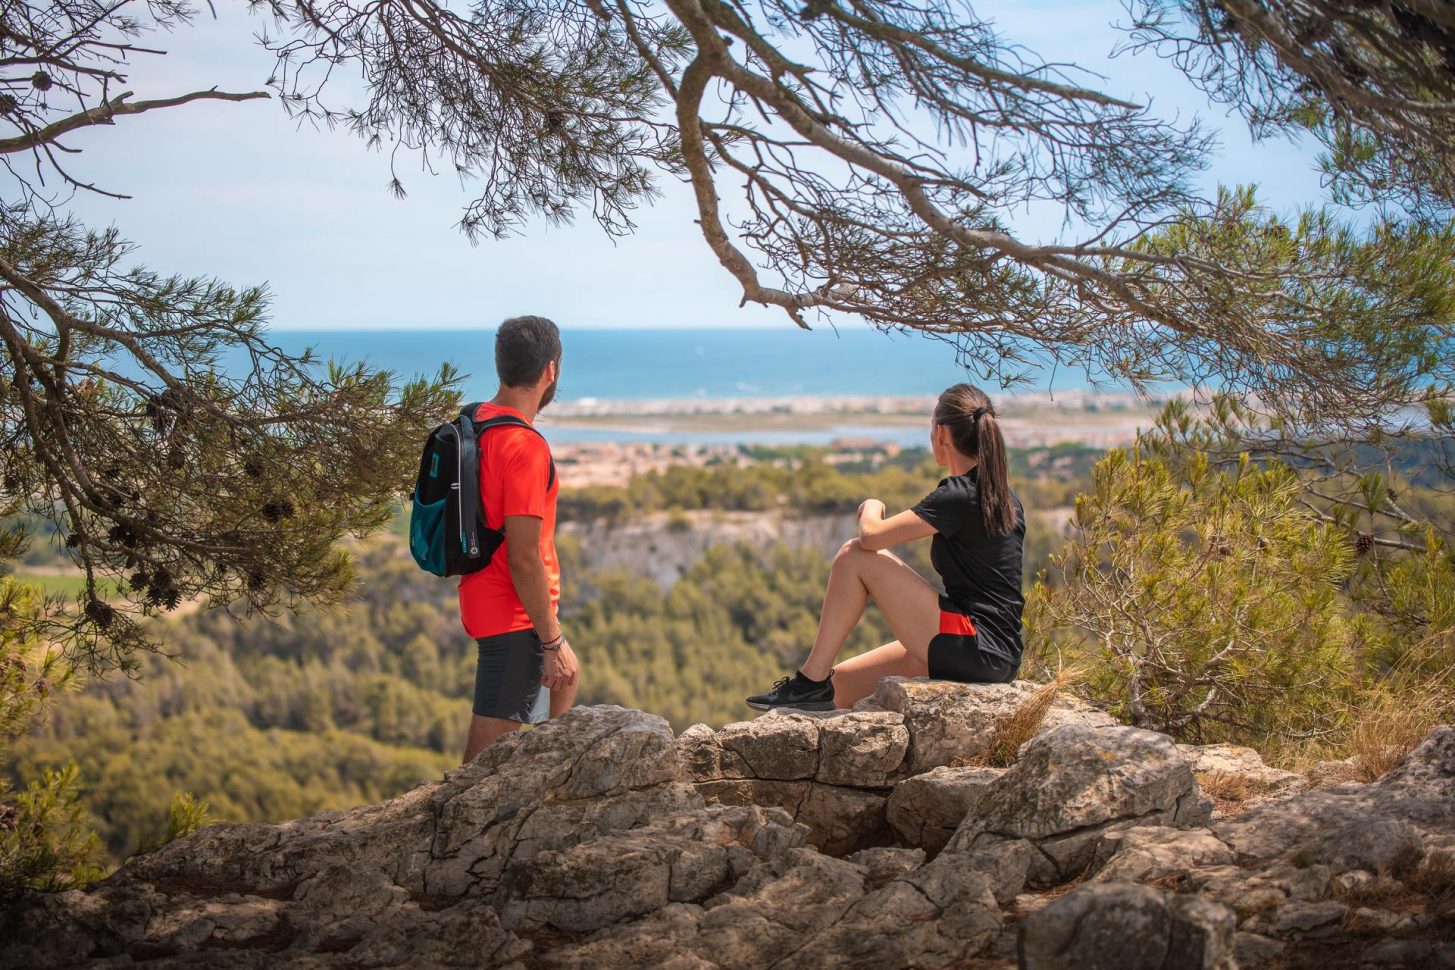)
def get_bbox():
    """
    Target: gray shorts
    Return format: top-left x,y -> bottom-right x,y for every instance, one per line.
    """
472,629 -> 551,724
